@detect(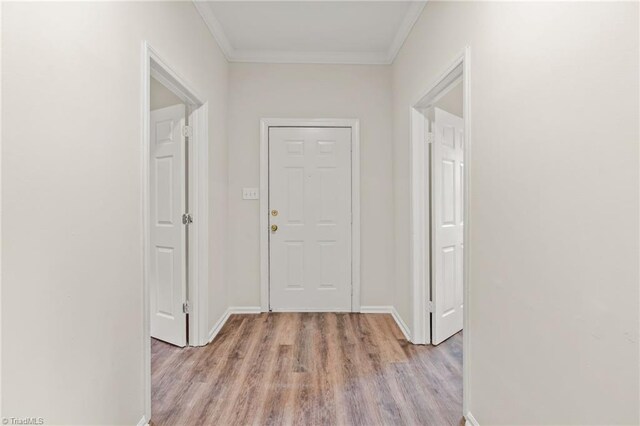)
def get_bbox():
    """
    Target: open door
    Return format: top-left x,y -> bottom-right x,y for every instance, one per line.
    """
150,104 -> 187,347
431,107 -> 464,345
